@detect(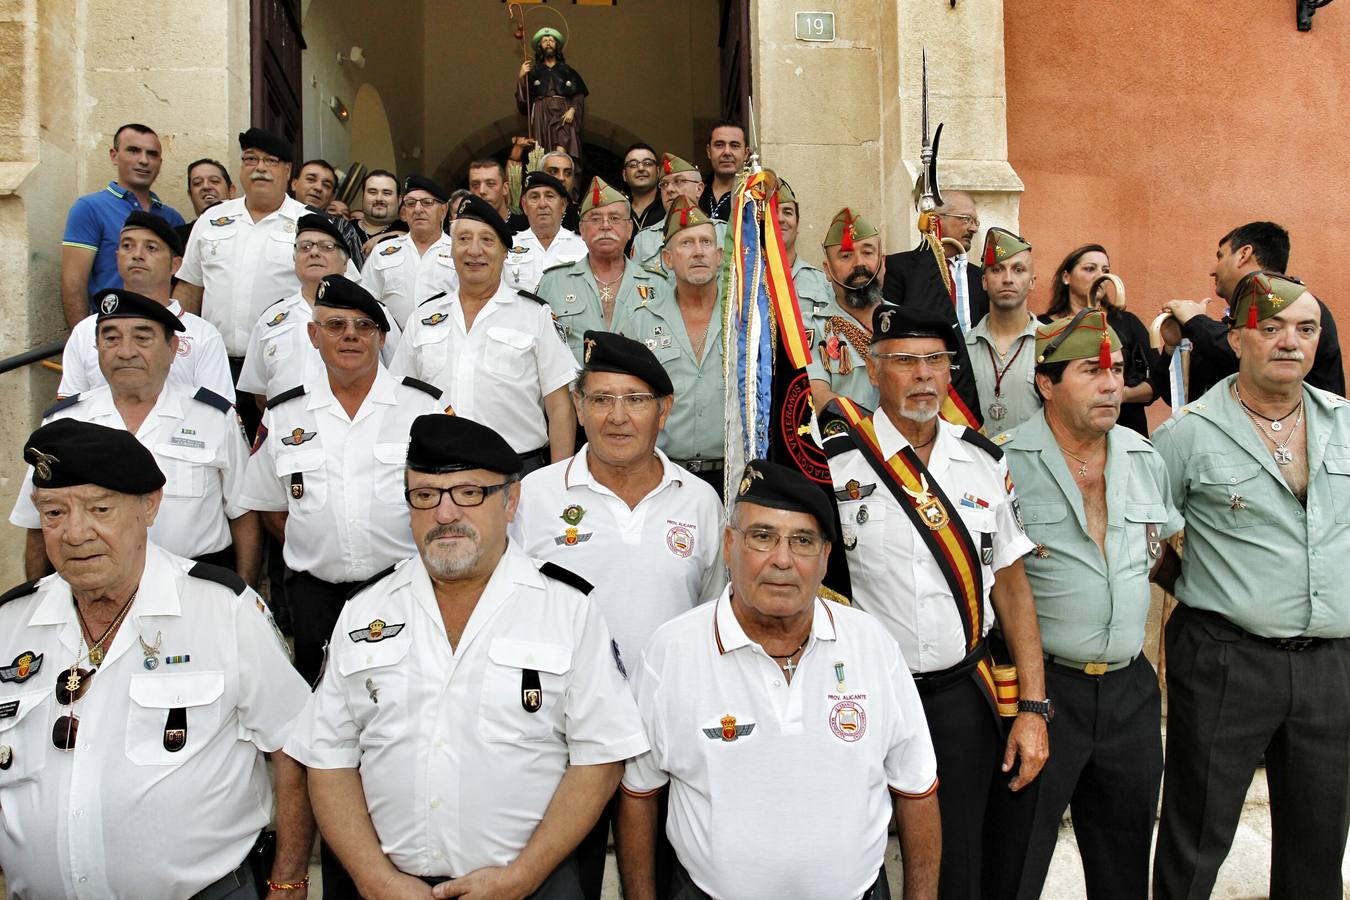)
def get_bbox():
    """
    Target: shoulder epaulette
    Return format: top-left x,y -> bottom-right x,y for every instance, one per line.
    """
261,296 -> 290,313
516,289 -> 547,305
401,377 -> 442,400
960,427 -> 1004,462
541,260 -> 575,276
345,564 -> 397,602
0,578 -> 41,608
187,562 -> 246,596
539,561 -> 593,595
266,385 -> 306,410
416,292 -> 449,308
192,387 -> 232,414
42,394 -> 82,419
